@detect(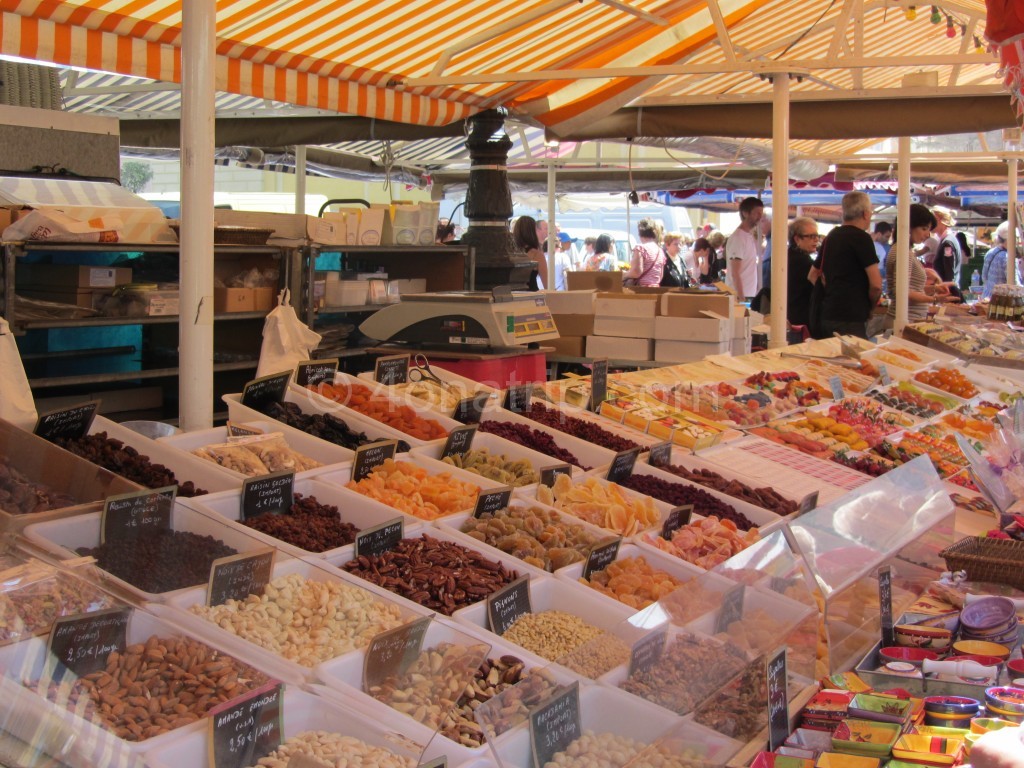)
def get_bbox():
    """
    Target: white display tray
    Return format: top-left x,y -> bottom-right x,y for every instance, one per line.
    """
315,452 -> 508,525
145,686 -> 432,768
223,389 -> 416,452
158,420 -> 352,480
321,525 -> 548,616
437,501 -> 614,575
409,429 -> 585,493
182,476 -> 425,561
293,370 -> 462,445
154,557 -> 429,684
22,501 -> 279,604
0,609 -> 274,768
452,575 -> 635,679
517,471 -> 675,540
478,402 -> 616,472
90,415 -> 242,494
356,362 -> 500,416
